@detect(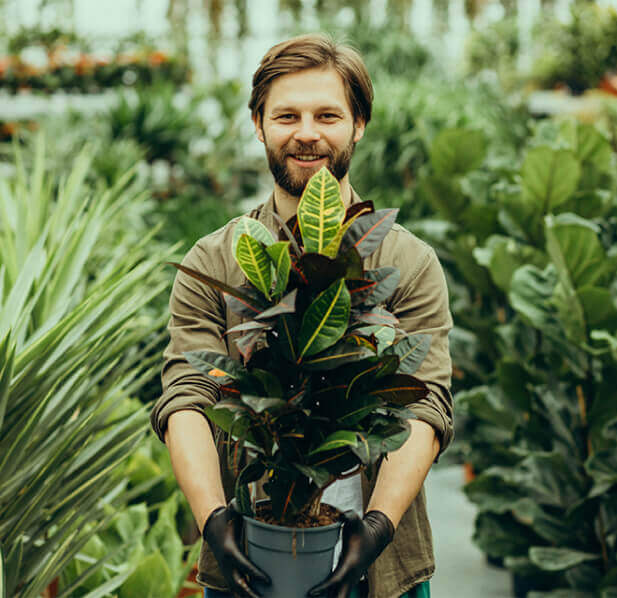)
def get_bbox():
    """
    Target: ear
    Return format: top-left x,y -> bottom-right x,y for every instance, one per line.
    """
353,118 -> 366,143
252,113 -> 265,143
